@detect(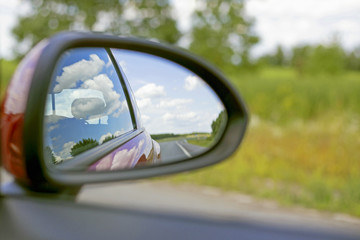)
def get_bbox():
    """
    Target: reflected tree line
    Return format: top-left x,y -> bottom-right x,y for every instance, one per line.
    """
46,134 -> 118,164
